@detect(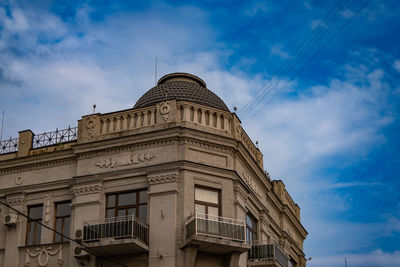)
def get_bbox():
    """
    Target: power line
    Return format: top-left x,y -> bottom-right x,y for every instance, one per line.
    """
245,0 -> 371,124
239,0 -> 356,120
0,201 -> 128,267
